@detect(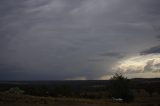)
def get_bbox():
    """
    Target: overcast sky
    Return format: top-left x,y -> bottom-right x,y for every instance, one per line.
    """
0,0 -> 160,80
